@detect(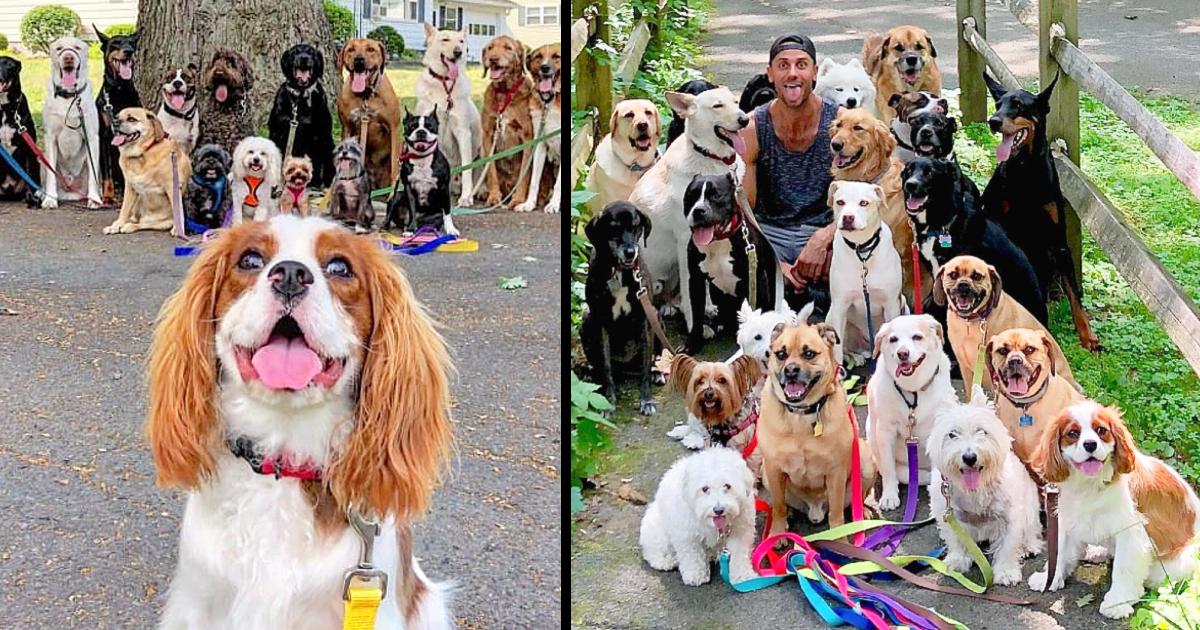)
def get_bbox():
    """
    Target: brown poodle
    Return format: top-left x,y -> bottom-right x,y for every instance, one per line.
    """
197,47 -> 255,156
